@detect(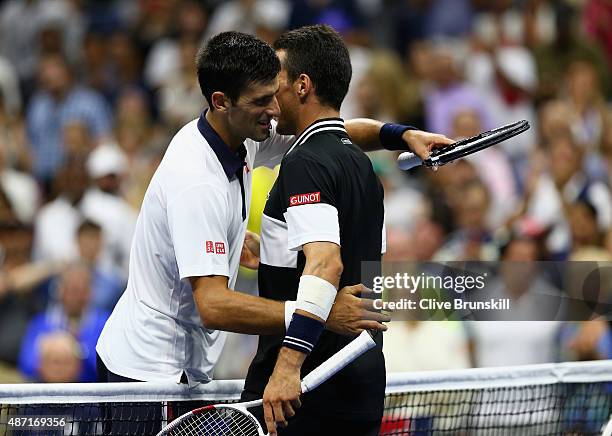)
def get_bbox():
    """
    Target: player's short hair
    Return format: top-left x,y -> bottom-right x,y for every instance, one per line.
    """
196,32 -> 280,108
273,24 -> 352,111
